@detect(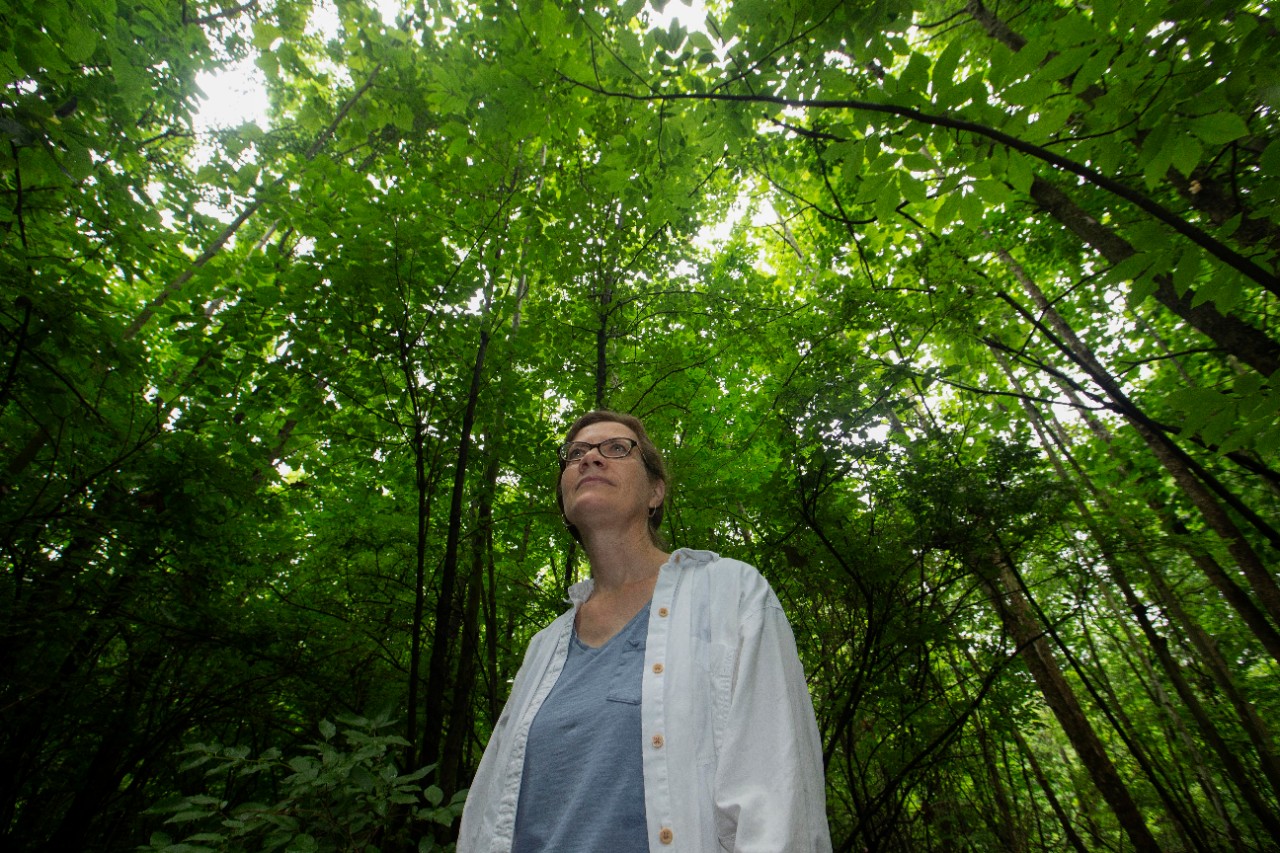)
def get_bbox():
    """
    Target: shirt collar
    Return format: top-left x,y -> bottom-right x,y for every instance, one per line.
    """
565,548 -> 719,605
